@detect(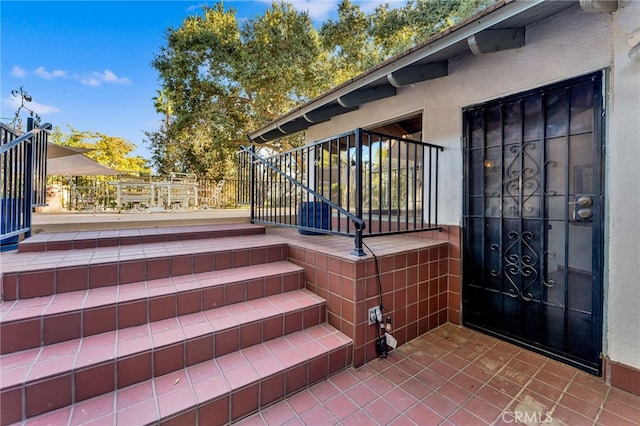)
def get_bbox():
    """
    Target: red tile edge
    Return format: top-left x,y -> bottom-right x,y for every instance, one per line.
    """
604,357 -> 640,396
